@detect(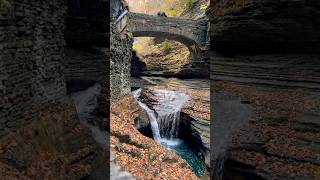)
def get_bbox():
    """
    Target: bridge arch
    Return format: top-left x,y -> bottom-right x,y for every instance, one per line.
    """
125,12 -> 208,55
